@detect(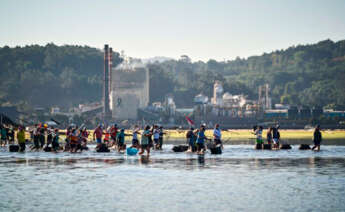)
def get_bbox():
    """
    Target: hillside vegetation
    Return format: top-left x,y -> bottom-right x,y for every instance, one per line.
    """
0,39 -> 344,111
148,39 -> 345,108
